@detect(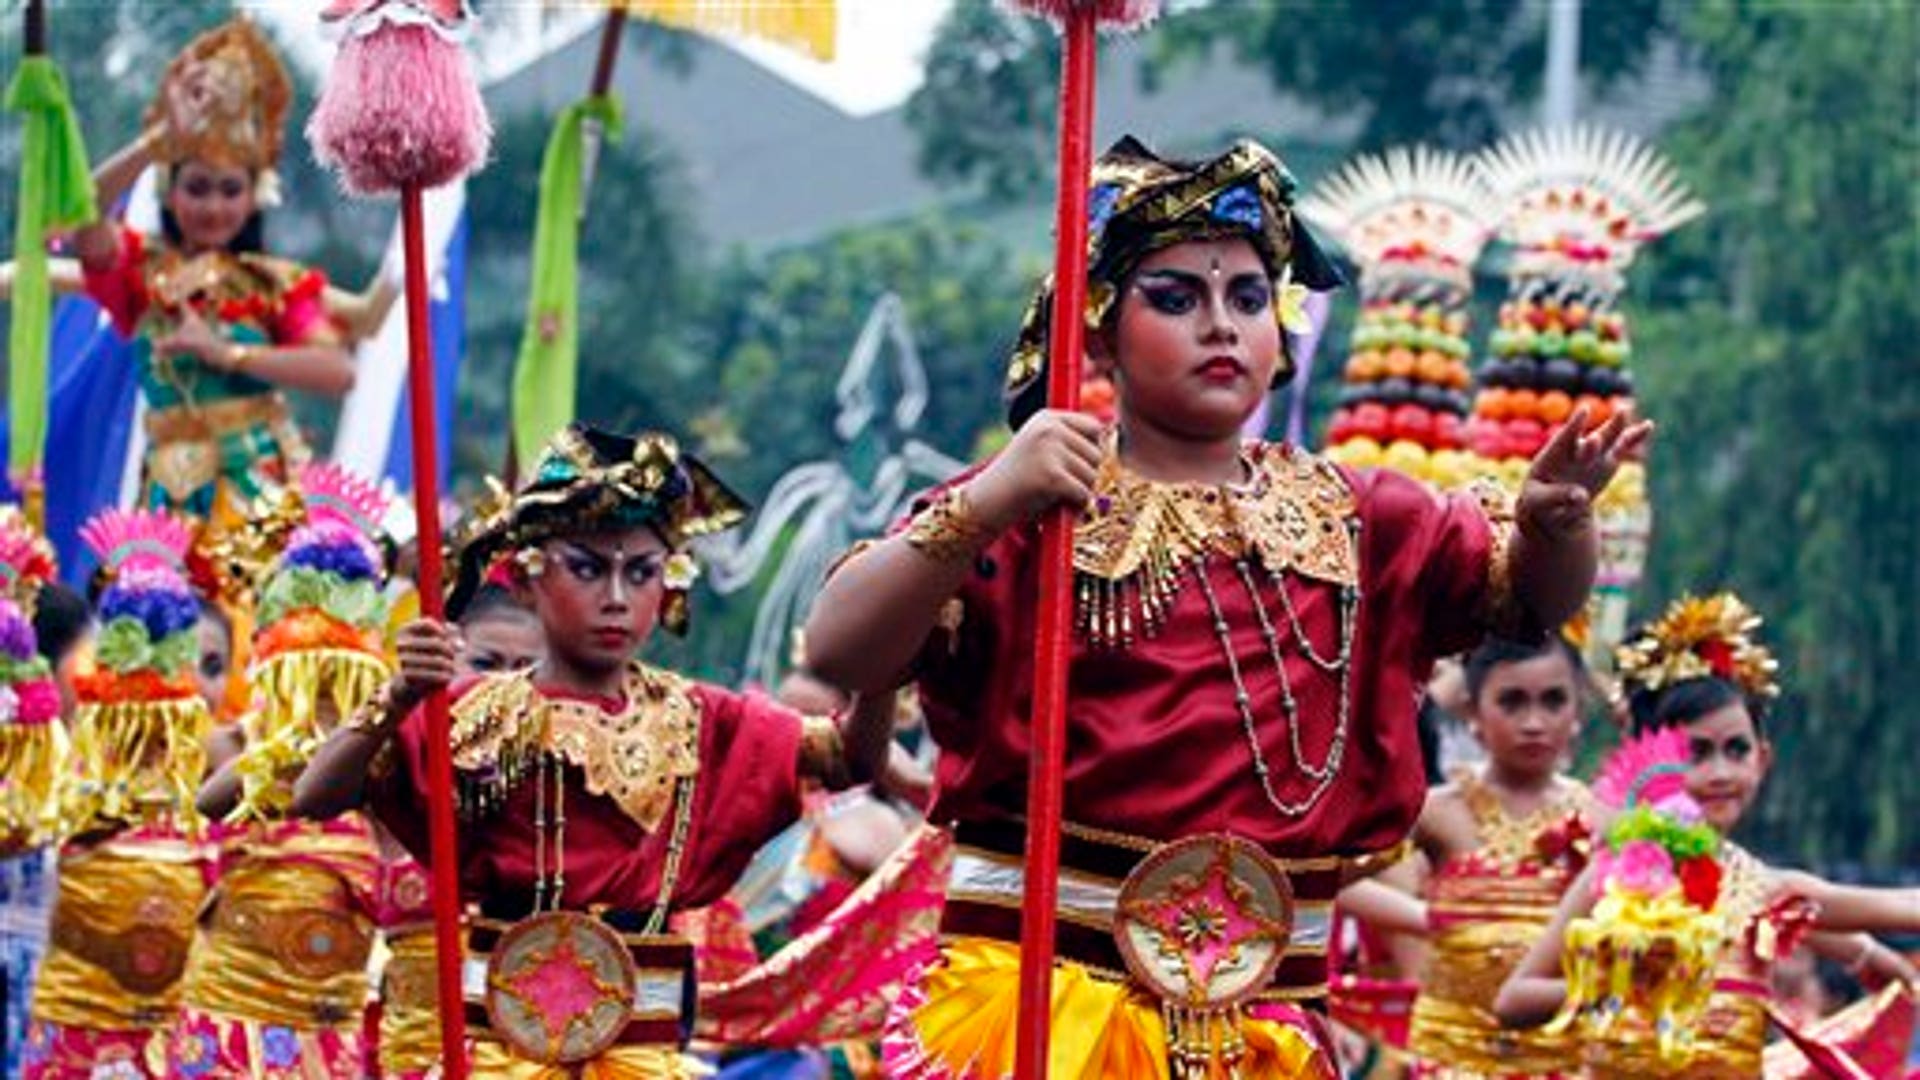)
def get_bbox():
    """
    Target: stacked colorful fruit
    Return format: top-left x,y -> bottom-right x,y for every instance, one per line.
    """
0,507 -> 60,852
1302,147 -> 1500,489
1322,298 -> 1477,485
68,508 -> 213,833
1475,127 -> 1703,662
1465,292 -> 1639,491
